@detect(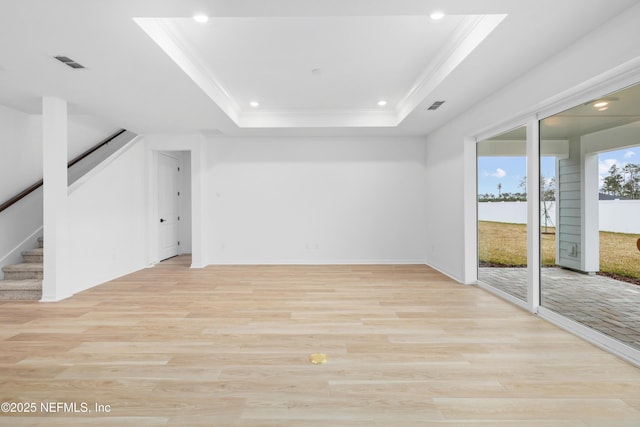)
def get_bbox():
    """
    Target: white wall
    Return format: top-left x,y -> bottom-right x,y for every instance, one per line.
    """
0,106 -> 41,278
67,141 -> 148,295
479,201 -> 640,234
0,105 -> 41,203
69,130 -> 137,185
0,105 -> 120,204
478,201 -> 529,224
0,104 -> 121,281
67,115 -> 121,161
205,136 -> 427,264
600,200 -> 640,234
425,3 -> 640,282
